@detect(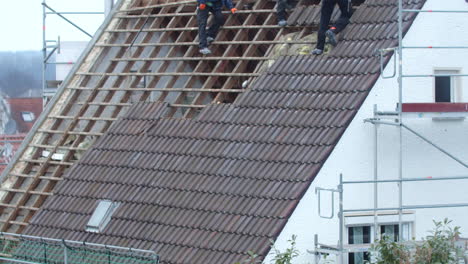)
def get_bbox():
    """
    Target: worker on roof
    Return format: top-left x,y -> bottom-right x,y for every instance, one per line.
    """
311,0 -> 351,55
277,0 -> 294,27
197,0 -> 237,55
